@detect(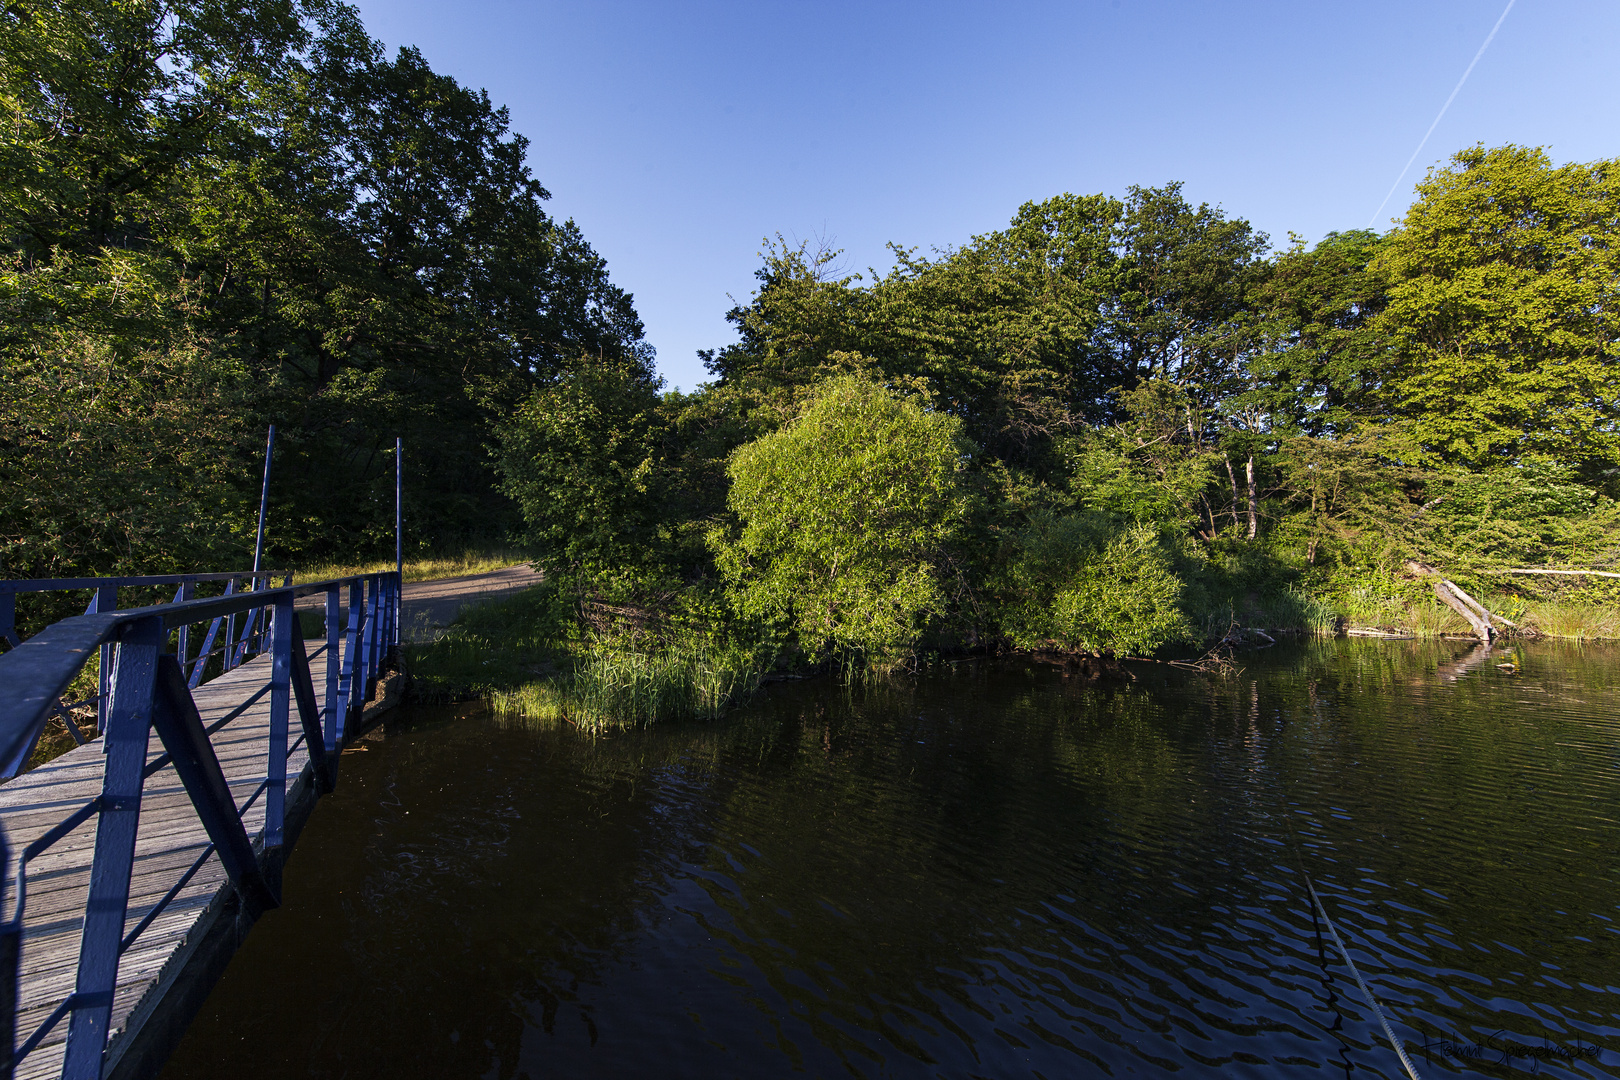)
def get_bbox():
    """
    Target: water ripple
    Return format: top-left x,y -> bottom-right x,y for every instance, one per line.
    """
161,640 -> 1620,1079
